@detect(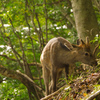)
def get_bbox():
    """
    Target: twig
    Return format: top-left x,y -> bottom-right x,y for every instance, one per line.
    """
0,17 -> 5,33
35,13 -> 44,50
44,0 -> 48,43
